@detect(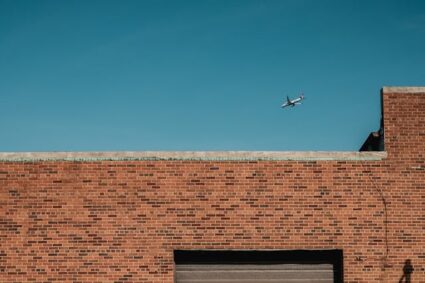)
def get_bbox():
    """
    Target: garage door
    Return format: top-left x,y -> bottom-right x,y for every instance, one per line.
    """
174,250 -> 343,283
175,263 -> 334,283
